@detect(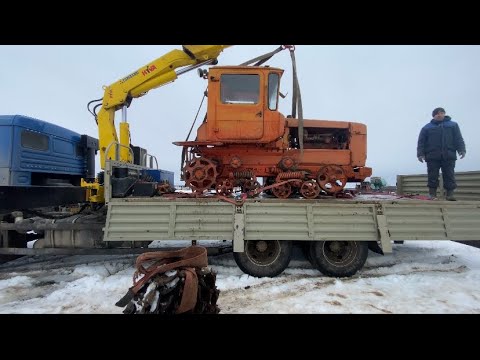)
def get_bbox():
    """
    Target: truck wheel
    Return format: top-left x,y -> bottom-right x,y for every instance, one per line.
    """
233,240 -> 292,278
309,241 -> 368,277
